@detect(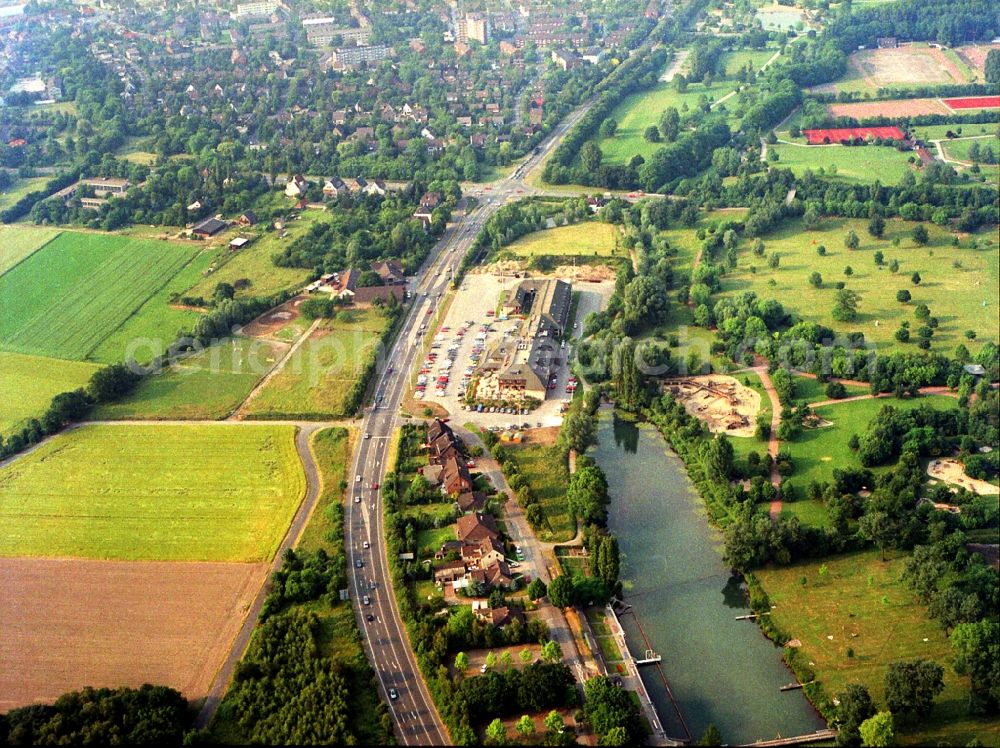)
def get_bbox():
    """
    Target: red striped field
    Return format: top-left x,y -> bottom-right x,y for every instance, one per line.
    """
942,95 -> 1000,110
802,126 -> 905,145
